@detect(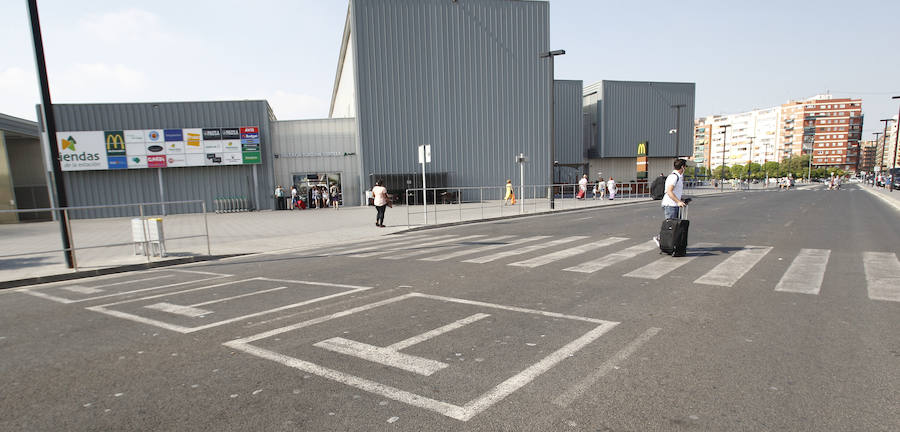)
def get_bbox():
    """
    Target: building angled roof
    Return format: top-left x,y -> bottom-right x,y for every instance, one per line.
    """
0,113 -> 39,138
